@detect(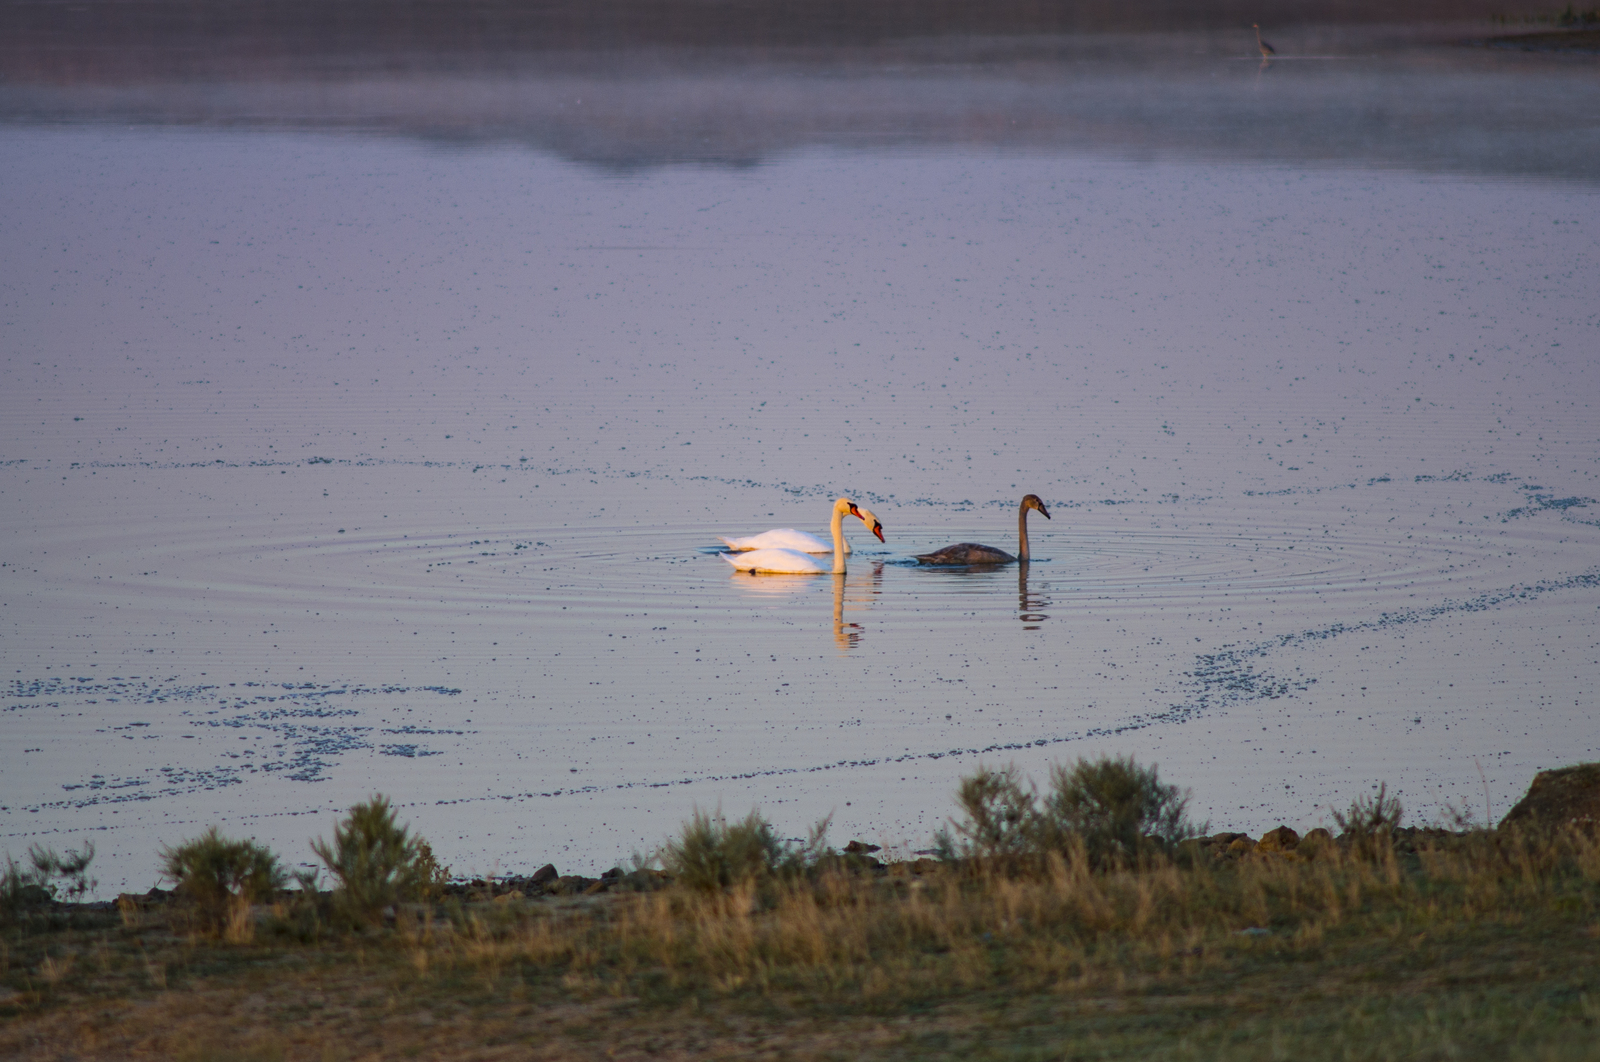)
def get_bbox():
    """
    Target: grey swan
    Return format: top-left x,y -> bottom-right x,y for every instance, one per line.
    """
916,494 -> 1050,565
